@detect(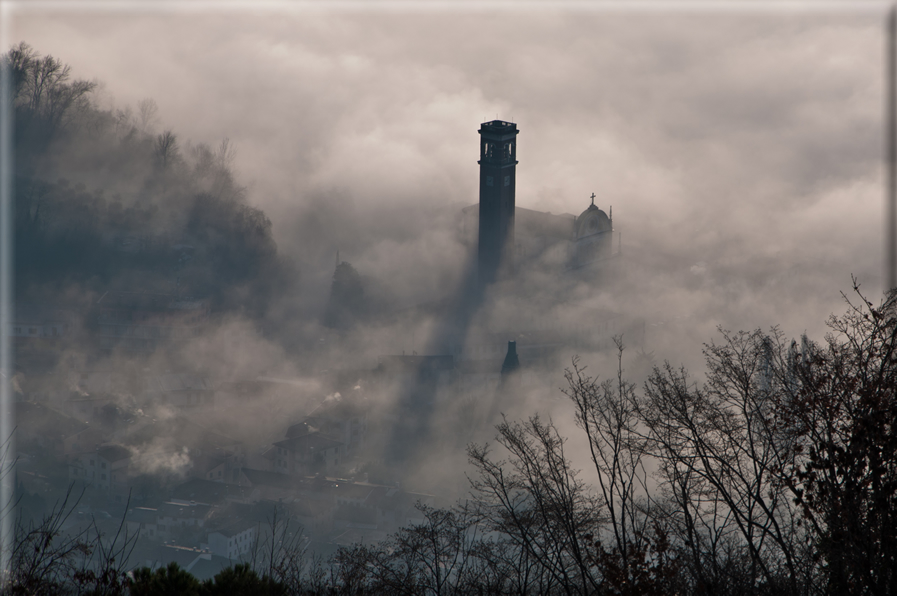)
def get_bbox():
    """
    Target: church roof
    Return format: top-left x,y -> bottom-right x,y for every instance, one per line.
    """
575,203 -> 611,238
